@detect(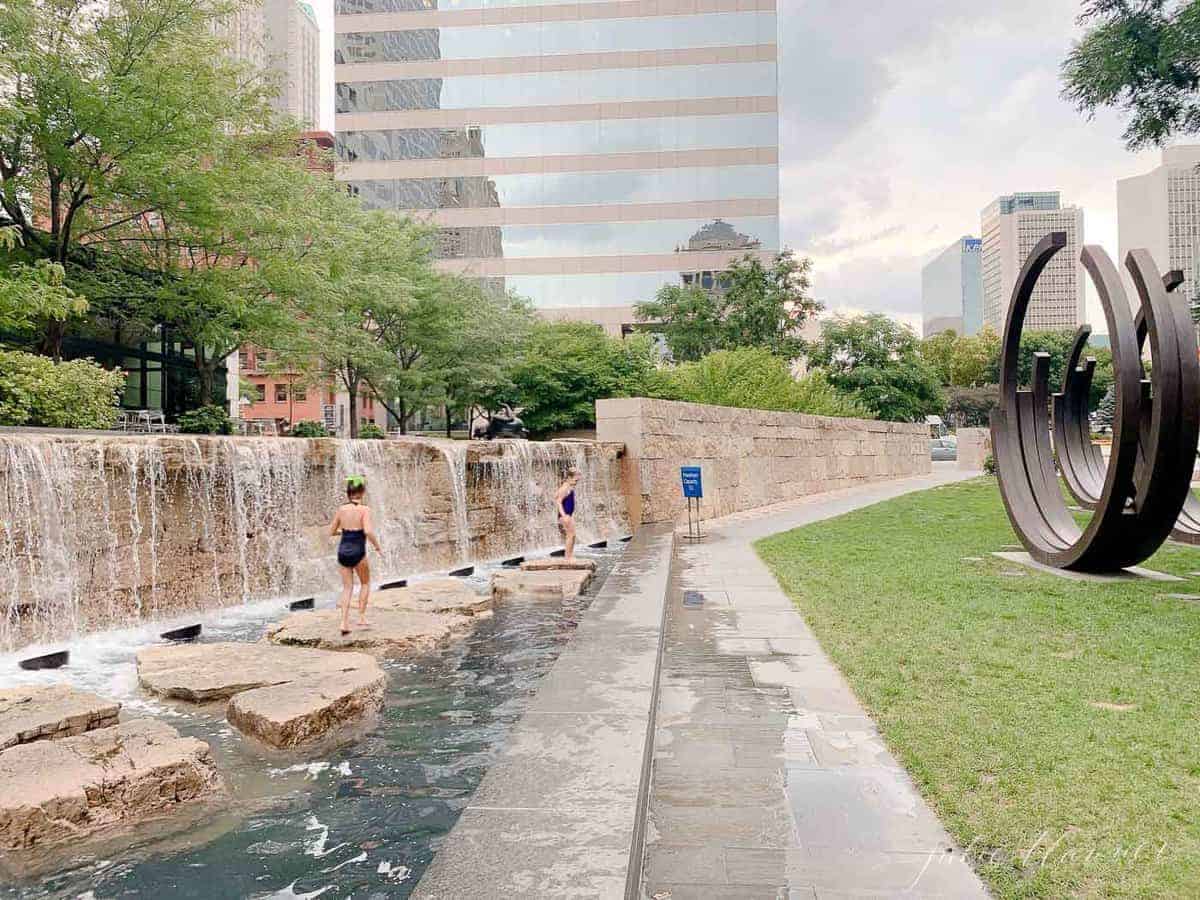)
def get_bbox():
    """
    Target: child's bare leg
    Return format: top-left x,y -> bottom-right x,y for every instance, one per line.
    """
564,517 -> 576,561
338,566 -> 354,634
355,560 -> 372,625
